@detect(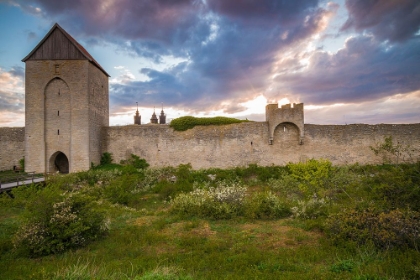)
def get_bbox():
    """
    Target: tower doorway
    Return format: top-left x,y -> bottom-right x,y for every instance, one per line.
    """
49,151 -> 69,174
